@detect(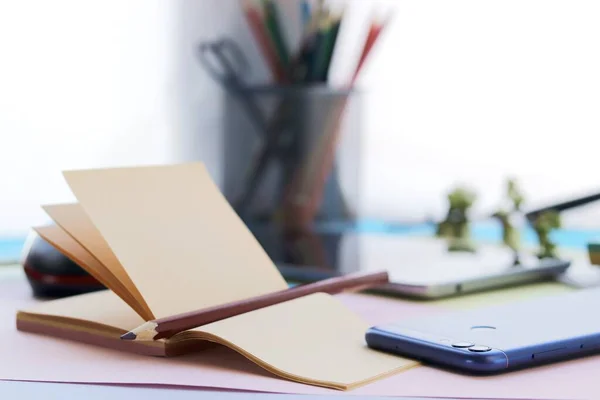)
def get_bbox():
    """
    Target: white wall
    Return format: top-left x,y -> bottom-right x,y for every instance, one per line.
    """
335,0 -> 600,225
0,0 -> 271,236
0,0 -> 177,235
2,0 -> 600,235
